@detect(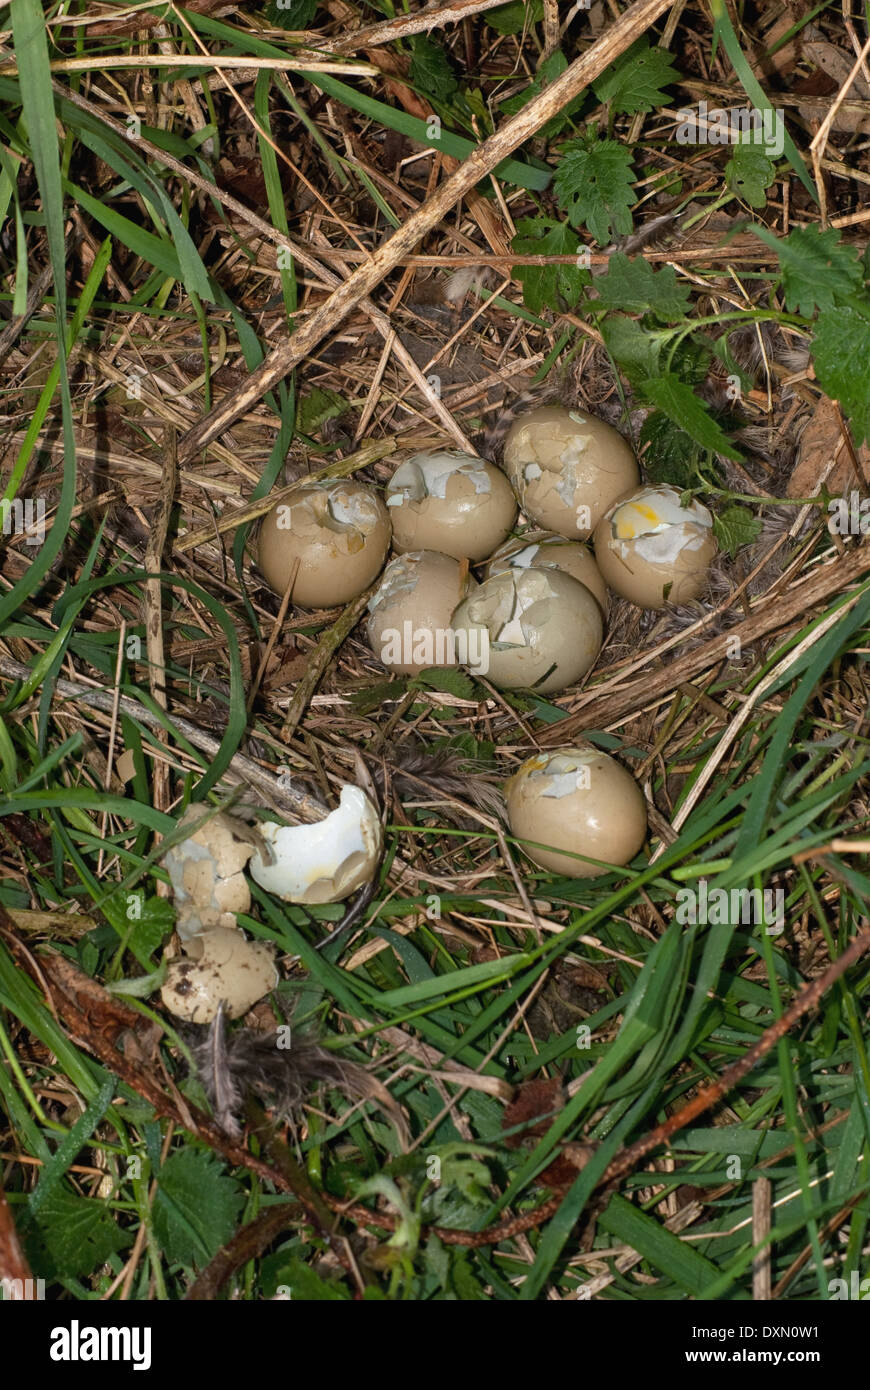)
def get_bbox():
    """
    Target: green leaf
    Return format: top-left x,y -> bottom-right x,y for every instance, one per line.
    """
593,38 -> 679,115
511,216 -> 589,315
499,50 -> 584,138
22,1188 -> 130,1279
601,314 -> 661,384
639,411 -> 701,488
265,1256 -> 350,1300
713,503 -> 762,557
485,0 -> 543,34
725,142 -> 776,208
752,224 -> 863,316
553,130 -> 635,245
812,304 -> 870,444
594,252 -> 691,318
297,386 -> 350,435
152,1149 -> 244,1268
598,1193 -> 719,1294
267,0 -> 319,22
413,667 -> 477,700
639,373 -> 743,459
409,36 -> 458,104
